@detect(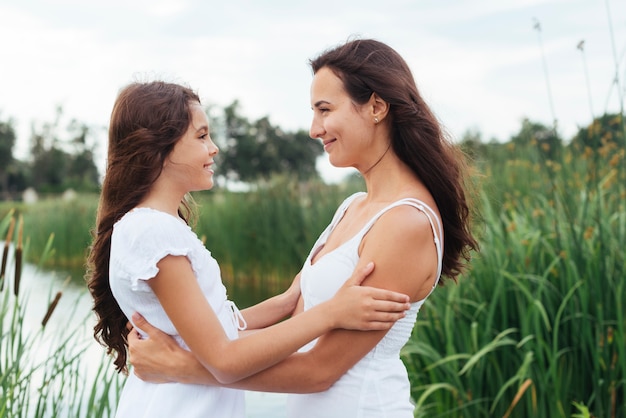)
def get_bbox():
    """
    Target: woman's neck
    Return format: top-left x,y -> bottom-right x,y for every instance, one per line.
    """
361,153 -> 421,203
